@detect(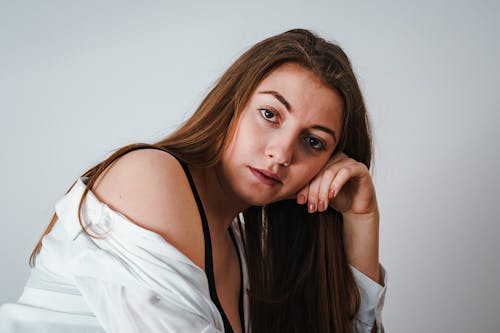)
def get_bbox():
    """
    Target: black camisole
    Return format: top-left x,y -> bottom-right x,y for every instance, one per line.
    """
176,158 -> 245,333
